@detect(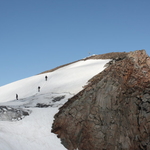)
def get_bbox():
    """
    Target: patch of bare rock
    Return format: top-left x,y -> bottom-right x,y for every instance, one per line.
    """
52,50 -> 150,150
